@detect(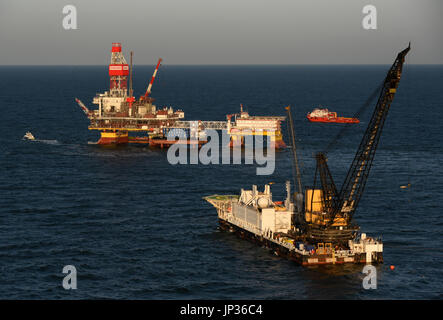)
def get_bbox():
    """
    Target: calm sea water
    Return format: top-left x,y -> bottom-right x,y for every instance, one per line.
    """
0,65 -> 441,299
